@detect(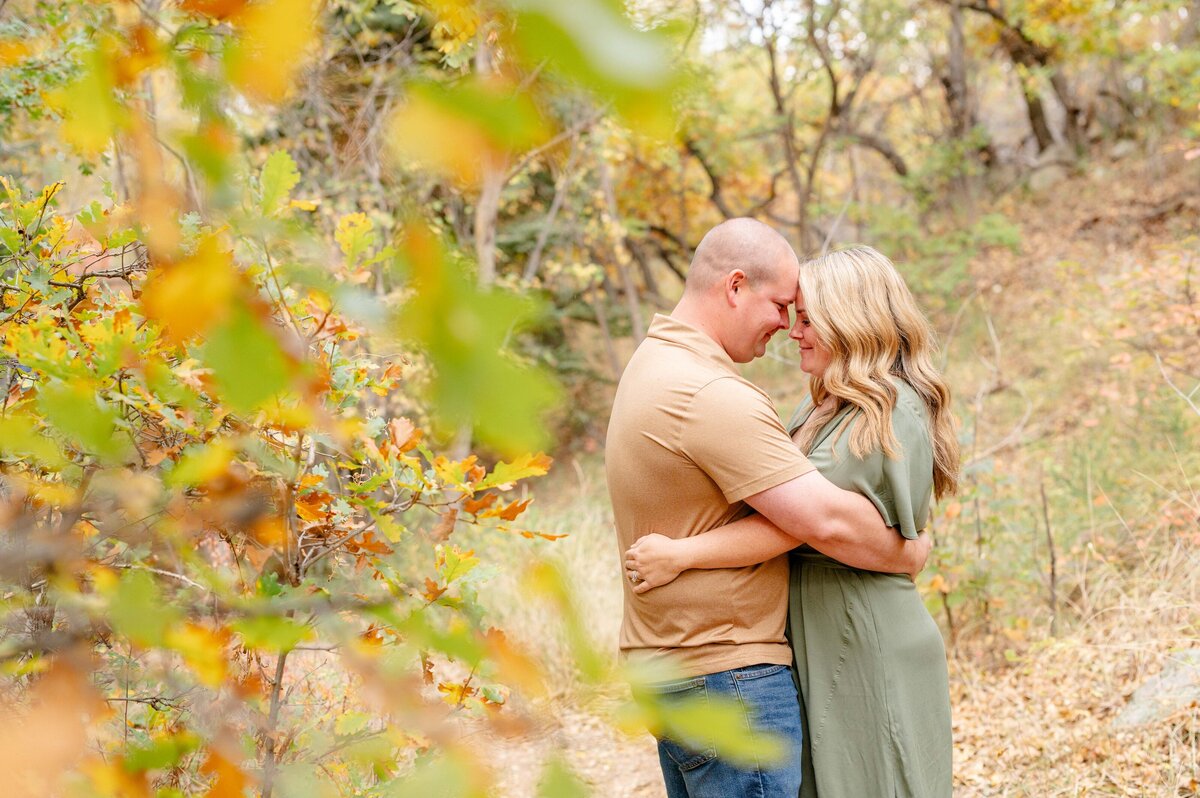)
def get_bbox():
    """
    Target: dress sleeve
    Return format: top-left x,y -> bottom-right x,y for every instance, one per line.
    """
880,394 -> 935,540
